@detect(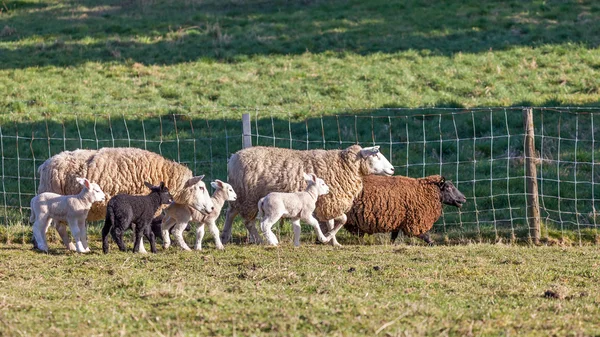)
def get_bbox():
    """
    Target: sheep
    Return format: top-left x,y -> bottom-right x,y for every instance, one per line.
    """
257,173 -> 330,246
220,144 -> 394,246
102,182 -> 173,254
29,177 -> 105,253
344,175 -> 466,244
36,147 -> 203,250
161,179 -> 237,251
